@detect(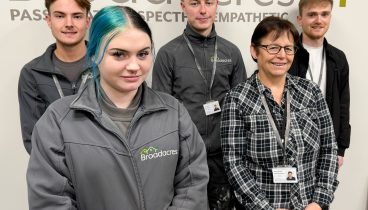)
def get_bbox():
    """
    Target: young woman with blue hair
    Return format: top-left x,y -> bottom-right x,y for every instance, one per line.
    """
27,6 -> 209,210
